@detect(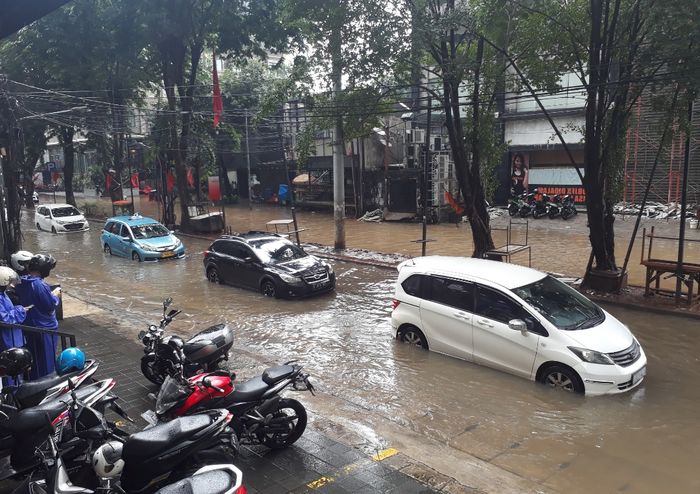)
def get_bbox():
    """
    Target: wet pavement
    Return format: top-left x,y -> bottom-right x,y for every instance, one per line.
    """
11,198 -> 700,493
